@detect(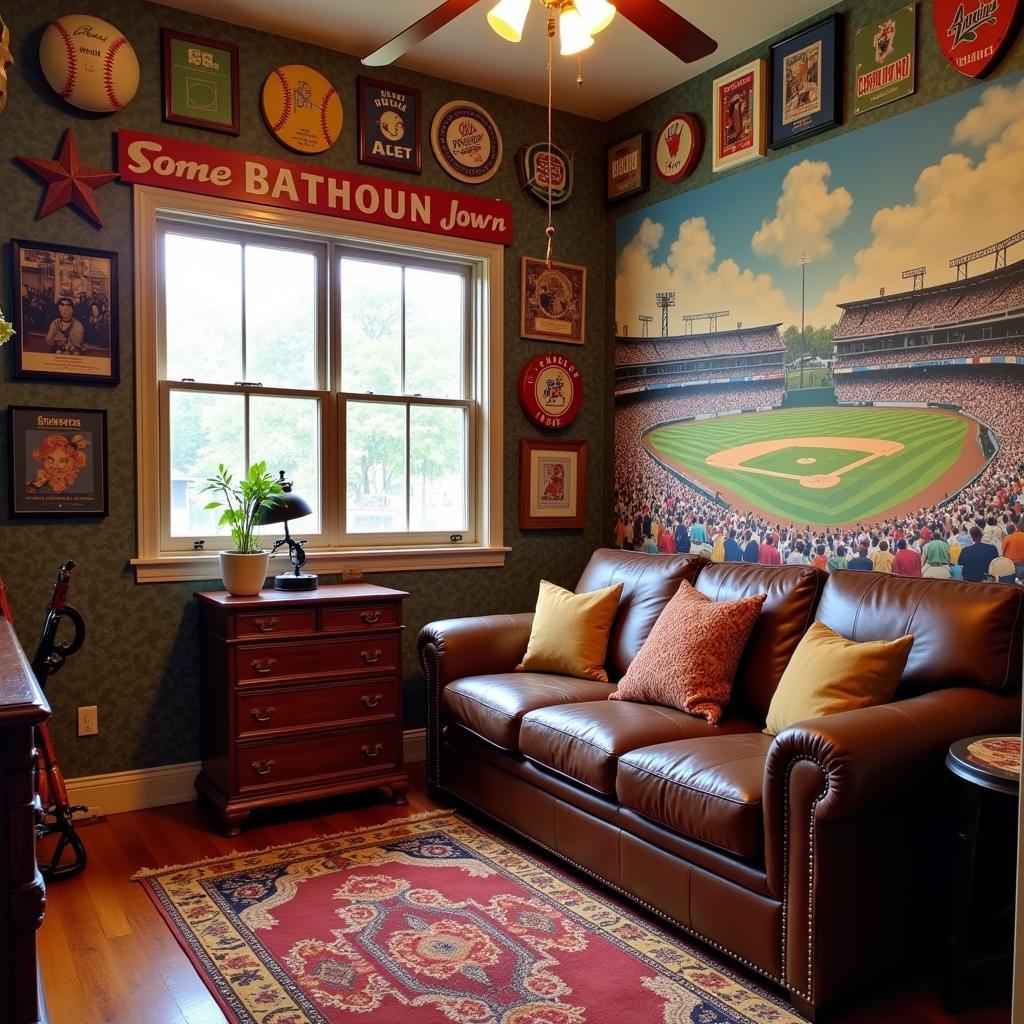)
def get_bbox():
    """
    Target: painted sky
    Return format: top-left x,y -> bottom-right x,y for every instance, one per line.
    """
615,68 -> 1024,335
